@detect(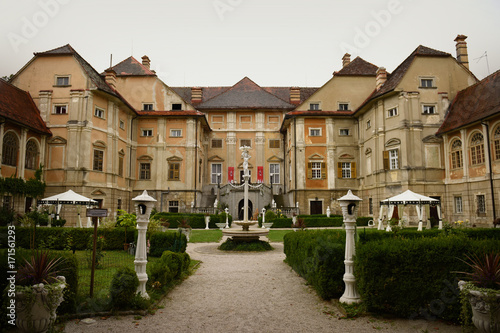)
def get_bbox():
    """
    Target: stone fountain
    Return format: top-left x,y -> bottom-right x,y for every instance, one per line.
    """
222,146 -> 269,242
